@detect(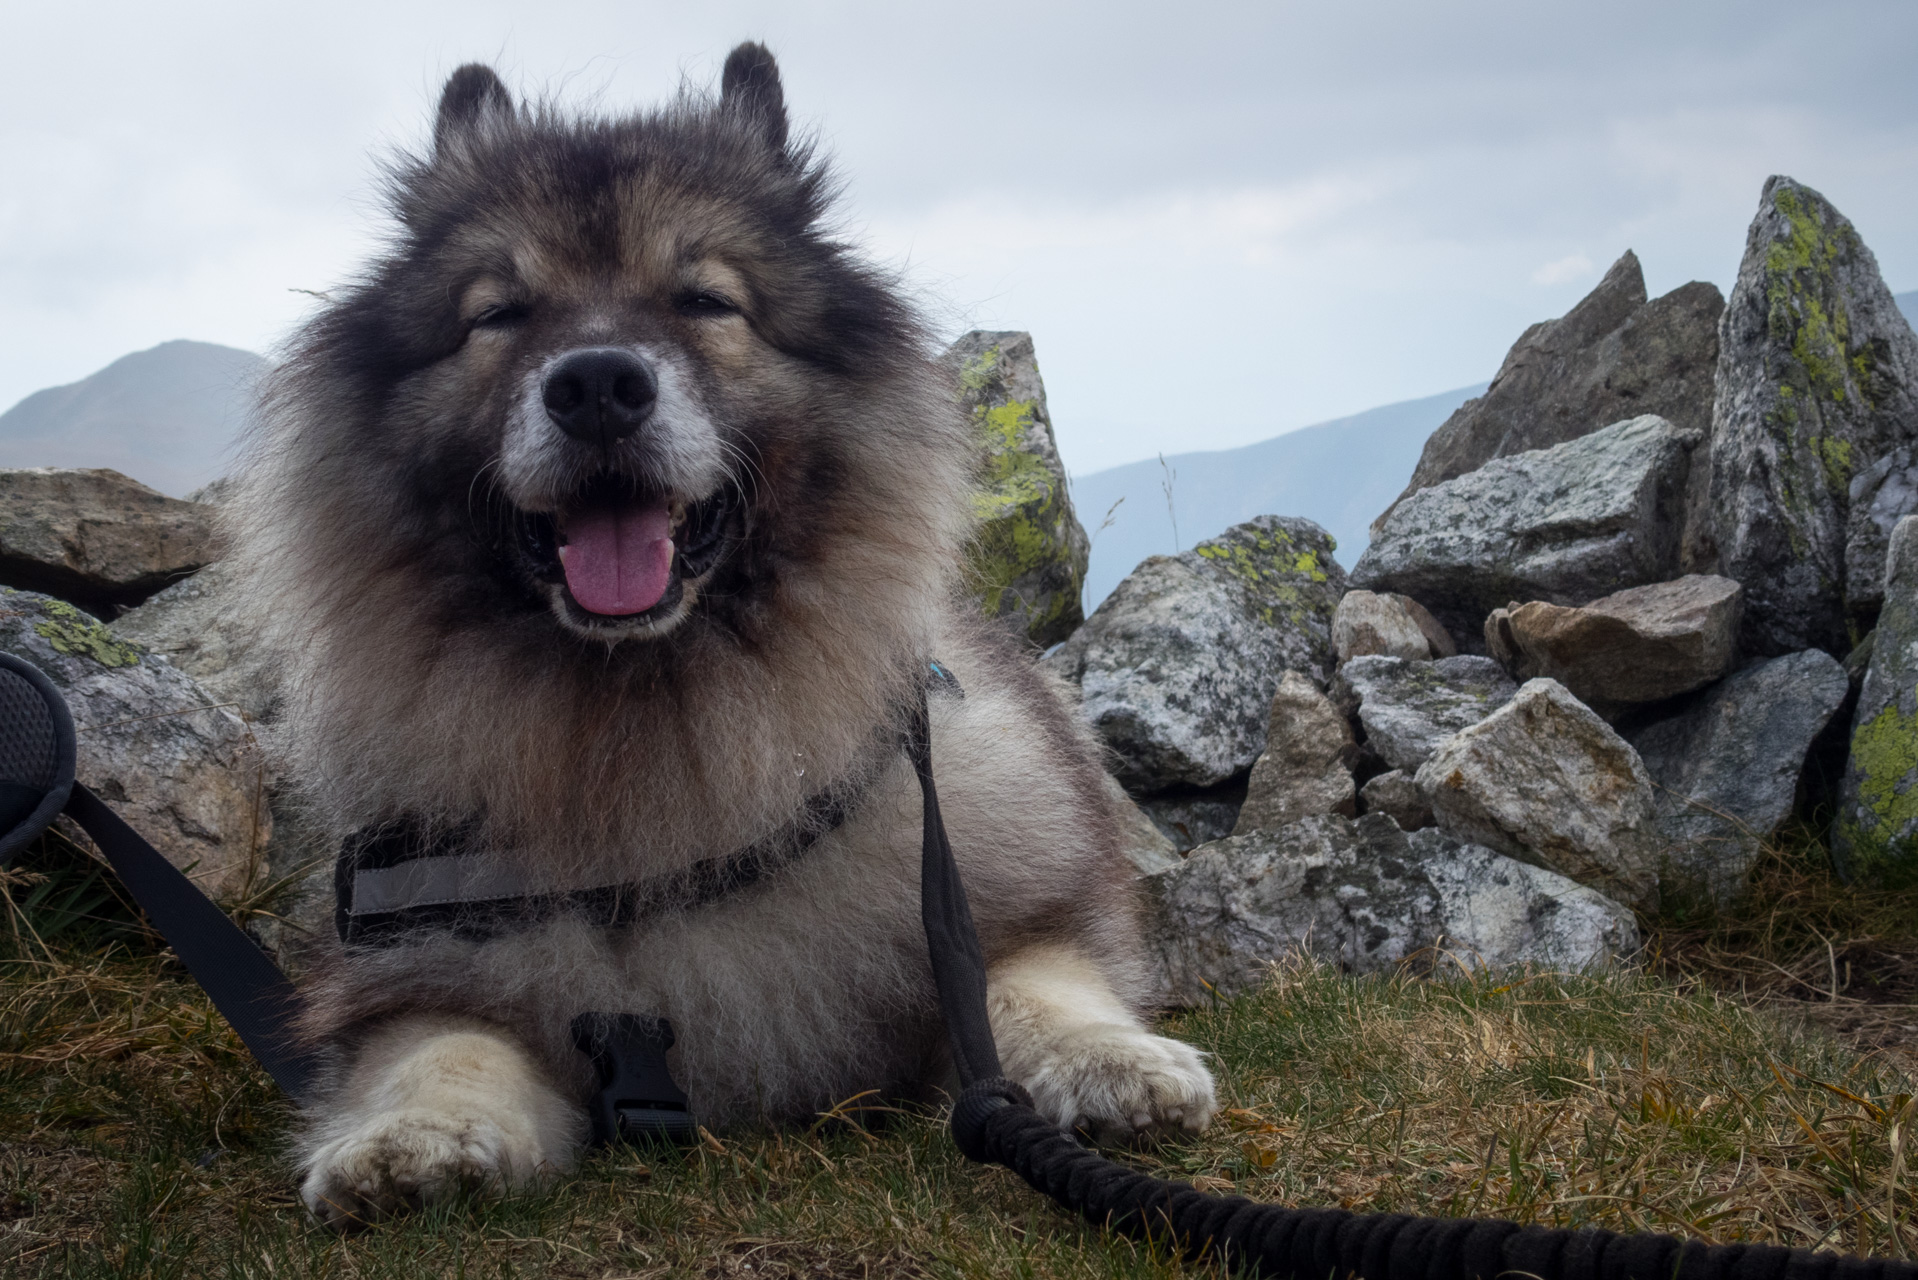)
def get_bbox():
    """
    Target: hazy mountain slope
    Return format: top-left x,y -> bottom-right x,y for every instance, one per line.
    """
0,341 -> 268,496
1071,383 -> 1488,611
1900,290 -> 1918,329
